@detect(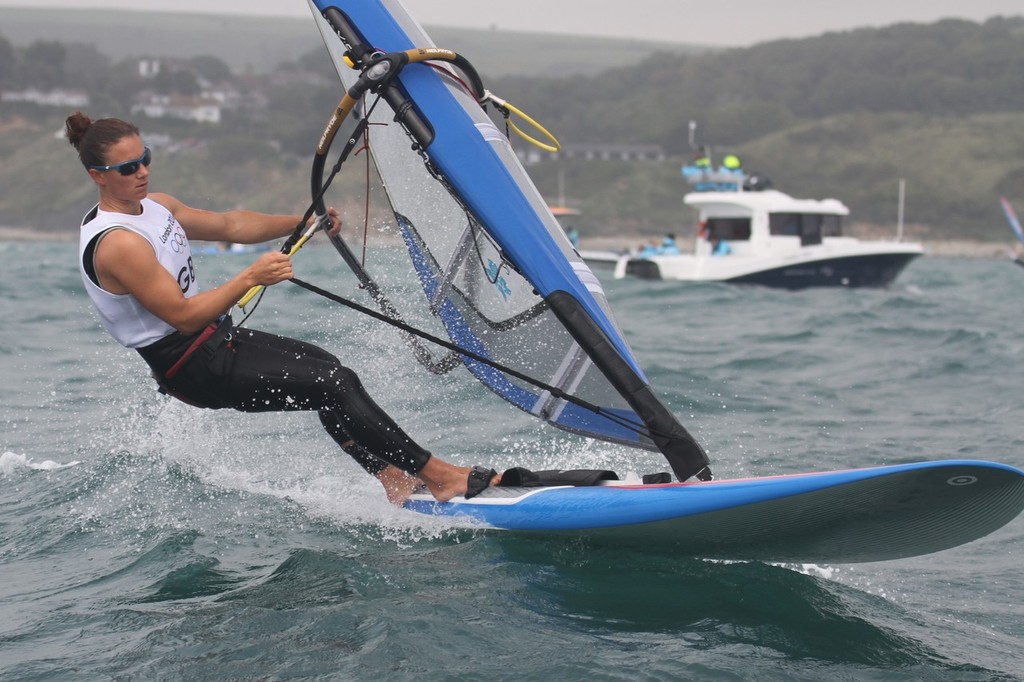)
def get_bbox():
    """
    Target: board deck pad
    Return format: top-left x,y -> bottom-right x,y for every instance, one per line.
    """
405,460 -> 1024,563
